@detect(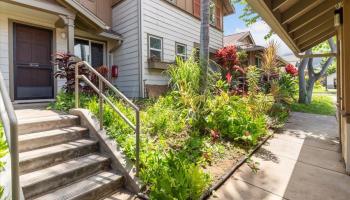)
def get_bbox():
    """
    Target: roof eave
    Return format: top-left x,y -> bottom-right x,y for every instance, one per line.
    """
58,0 -> 109,31
246,0 -> 301,54
223,0 -> 235,16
